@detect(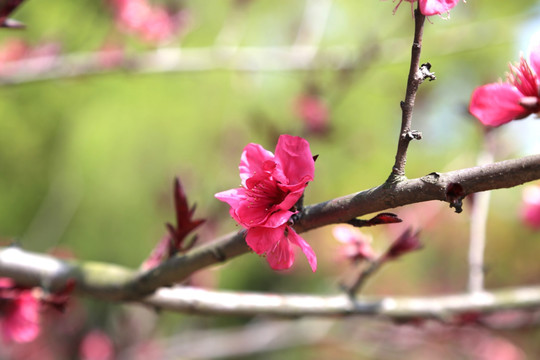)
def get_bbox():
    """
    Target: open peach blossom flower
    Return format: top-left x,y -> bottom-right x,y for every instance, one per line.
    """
215,135 -> 317,271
